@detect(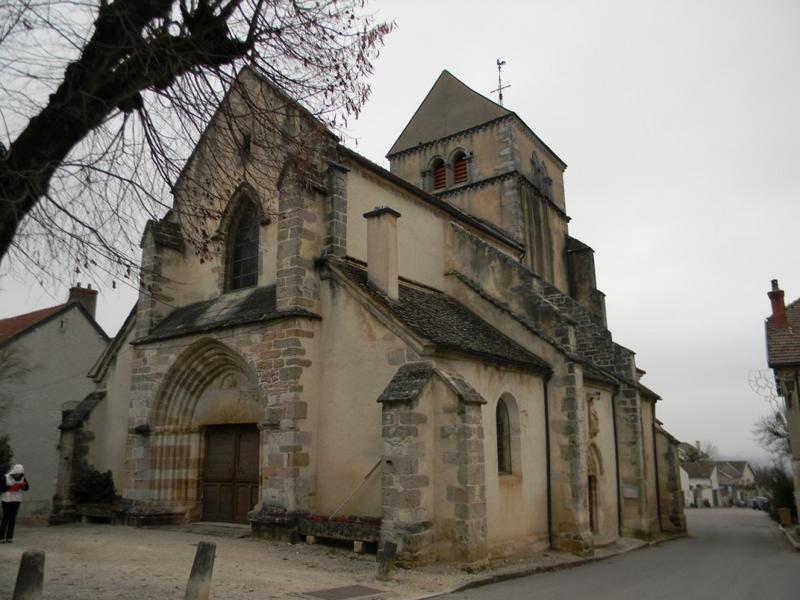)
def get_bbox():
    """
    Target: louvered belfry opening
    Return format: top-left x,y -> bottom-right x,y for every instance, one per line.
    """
432,159 -> 446,190
453,153 -> 468,185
